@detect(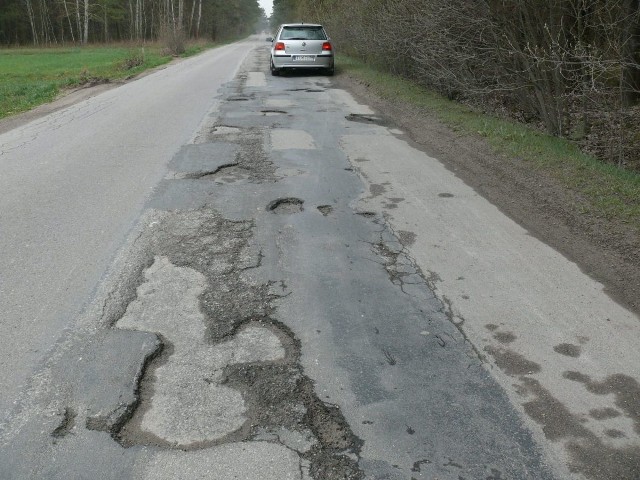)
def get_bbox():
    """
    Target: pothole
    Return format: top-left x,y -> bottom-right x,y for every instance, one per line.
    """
112,257 -> 283,449
223,318 -> 364,479
52,407 -> 77,440
96,209 -> 364,478
439,193 -> 455,198
188,124 -> 277,181
228,95 -> 252,101
286,88 -> 326,93
317,205 -> 333,216
267,198 -> 304,214
346,113 -> 389,126
356,211 -> 377,218
261,109 -> 287,115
